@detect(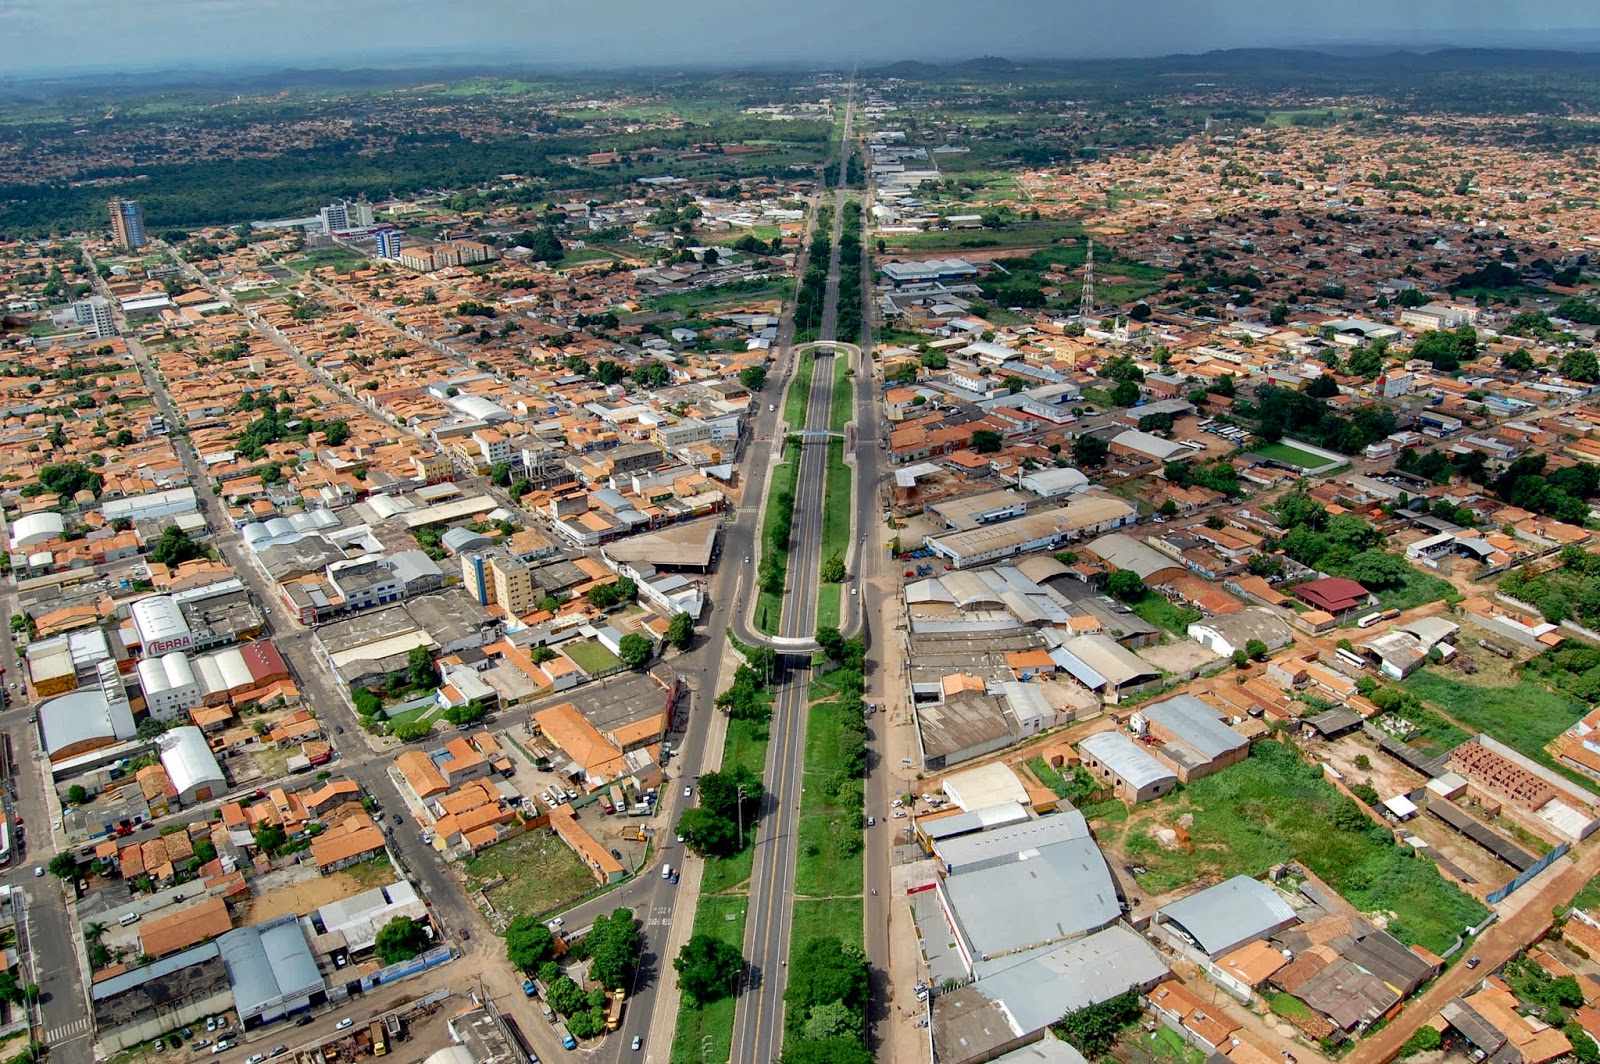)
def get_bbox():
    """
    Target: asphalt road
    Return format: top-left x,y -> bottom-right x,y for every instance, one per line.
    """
730,84 -> 858,1064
